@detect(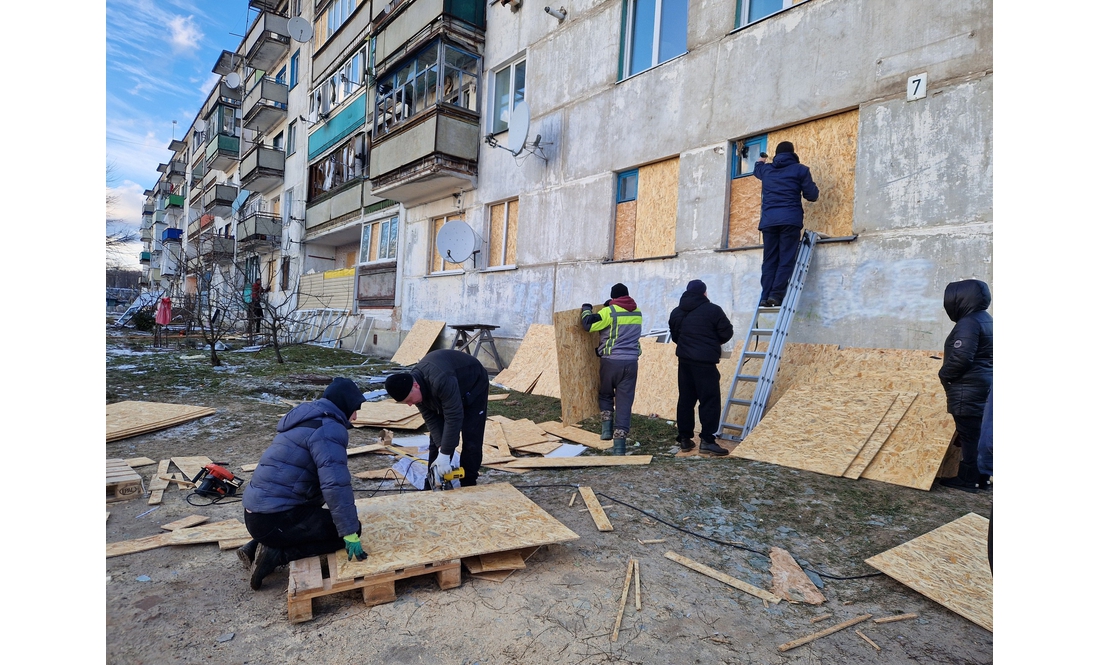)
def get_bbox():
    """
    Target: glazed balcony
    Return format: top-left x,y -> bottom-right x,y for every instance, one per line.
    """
244,12 -> 290,72
205,133 -> 240,172
236,211 -> 282,253
243,77 -> 289,135
240,144 -> 285,192
202,184 -> 239,217
166,194 -> 185,209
